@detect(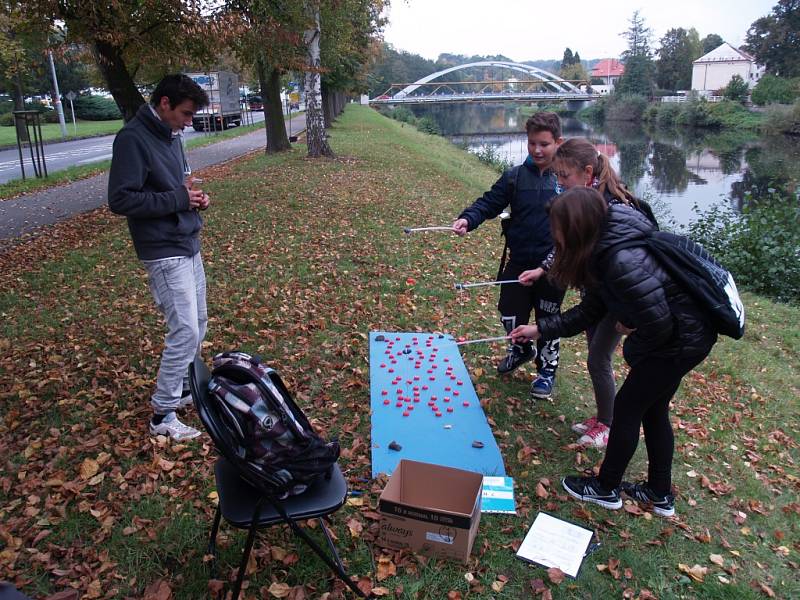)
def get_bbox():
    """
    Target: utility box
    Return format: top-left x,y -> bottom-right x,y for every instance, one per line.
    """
377,460 -> 483,562
185,71 -> 242,131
